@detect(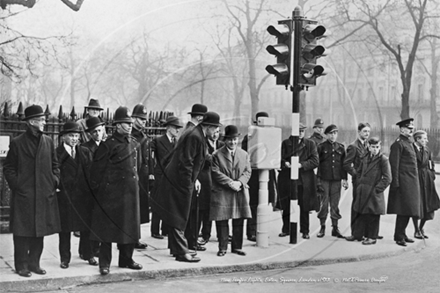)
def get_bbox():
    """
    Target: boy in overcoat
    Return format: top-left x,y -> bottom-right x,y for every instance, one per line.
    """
3,105 -> 61,277
210,125 -> 252,256
348,137 -> 391,245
